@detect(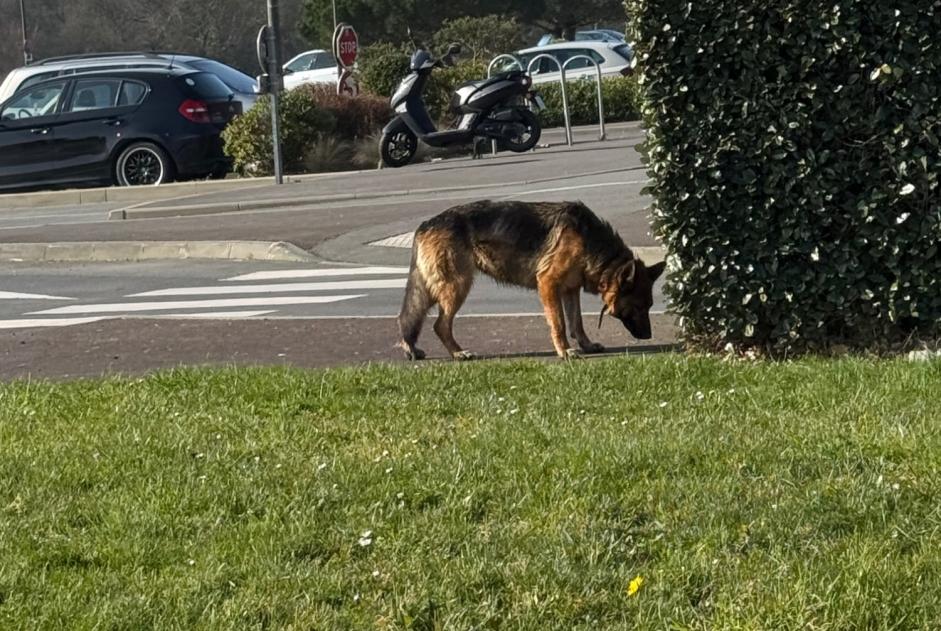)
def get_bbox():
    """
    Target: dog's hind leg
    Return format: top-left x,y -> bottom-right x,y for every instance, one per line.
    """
563,289 -> 605,354
434,276 -> 474,360
397,246 -> 434,360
